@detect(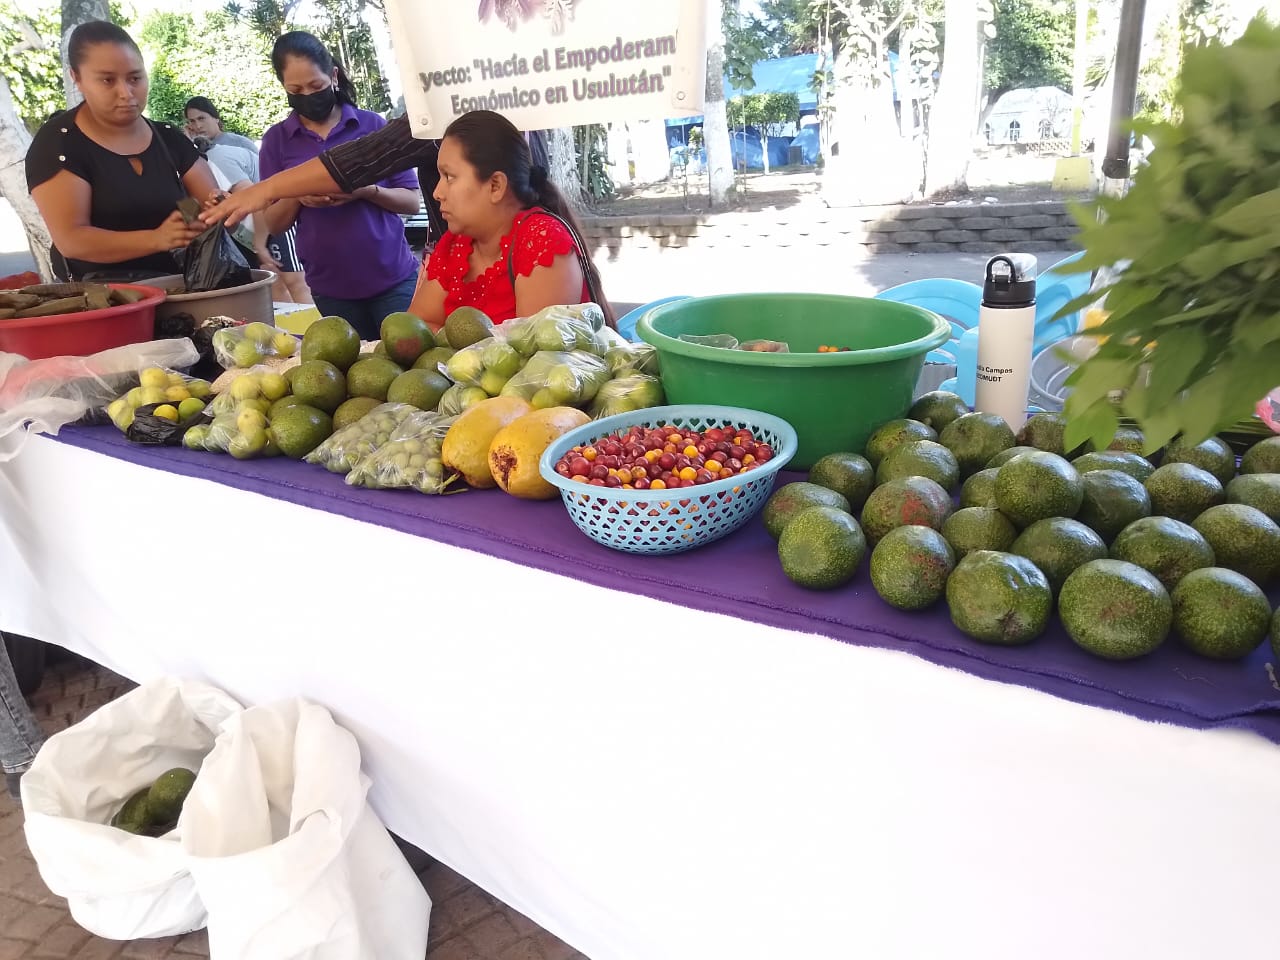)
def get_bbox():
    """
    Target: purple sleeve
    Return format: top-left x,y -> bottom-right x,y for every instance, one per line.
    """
258,126 -> 284,180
